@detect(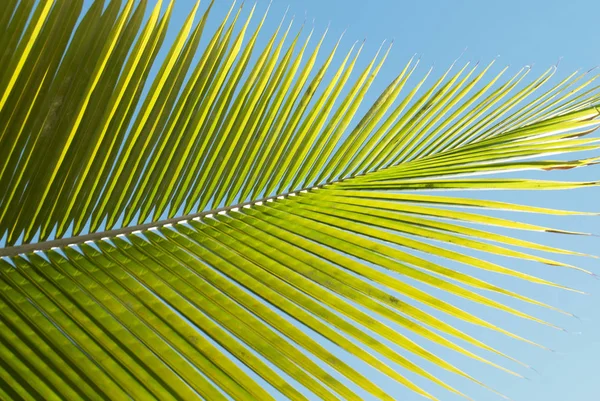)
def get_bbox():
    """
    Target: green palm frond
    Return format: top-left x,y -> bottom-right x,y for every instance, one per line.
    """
1,1 -> 599,400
